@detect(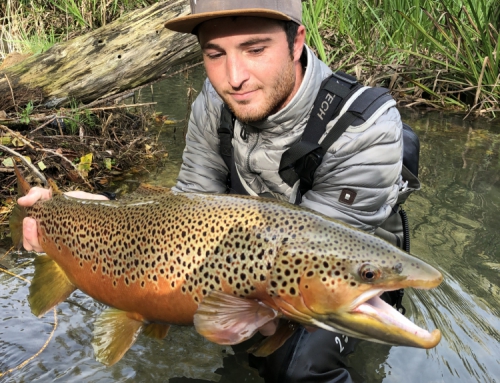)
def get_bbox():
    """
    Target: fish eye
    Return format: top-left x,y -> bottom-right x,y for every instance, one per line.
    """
359,264 -> 381,282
